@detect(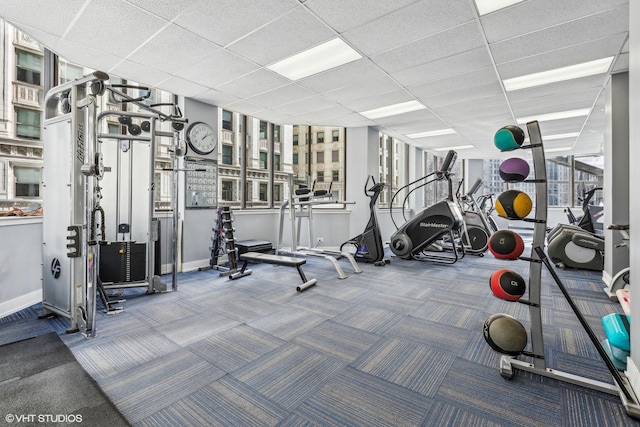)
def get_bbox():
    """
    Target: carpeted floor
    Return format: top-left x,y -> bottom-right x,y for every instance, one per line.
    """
1,241 -> 639,426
